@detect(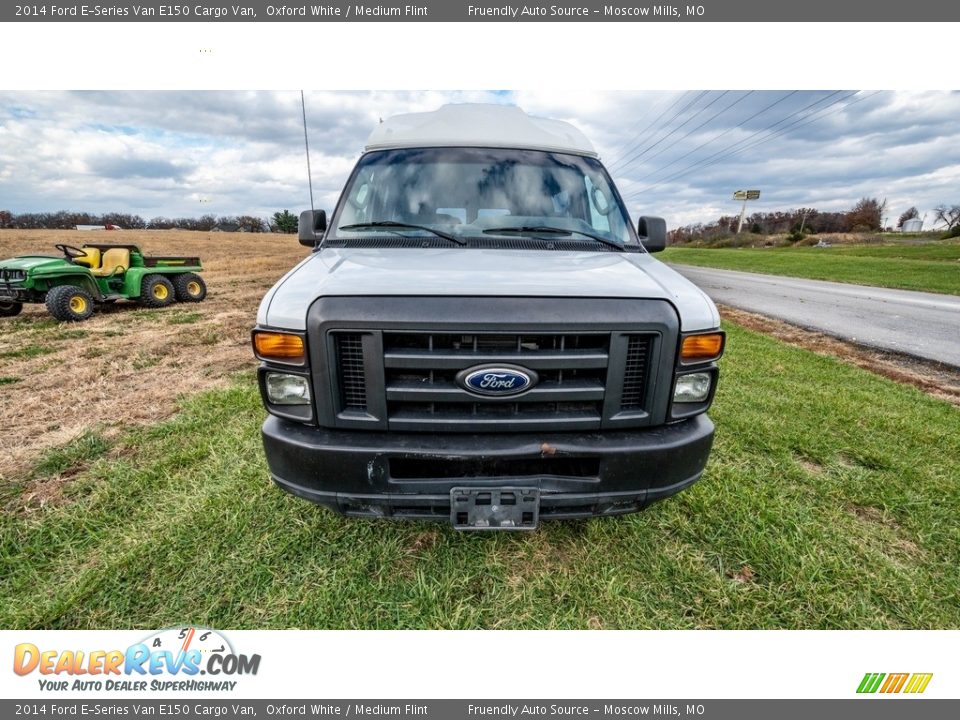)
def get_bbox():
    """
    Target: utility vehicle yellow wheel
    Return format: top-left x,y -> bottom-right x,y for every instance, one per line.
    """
139,274 -> 176,308
46,286 -> 94,322
69,295 -> 88,314
173,273 -> 207,303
